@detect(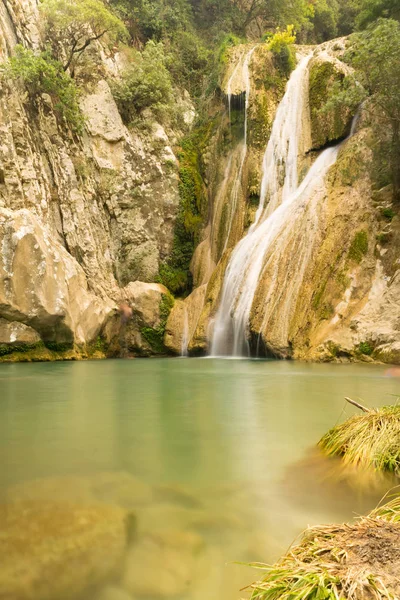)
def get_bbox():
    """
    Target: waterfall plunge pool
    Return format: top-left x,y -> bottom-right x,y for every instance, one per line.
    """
0,359 -> 398,600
